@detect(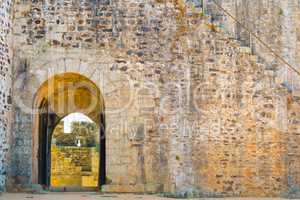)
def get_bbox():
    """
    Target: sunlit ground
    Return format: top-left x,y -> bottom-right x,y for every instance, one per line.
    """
0,193 -> 289,200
